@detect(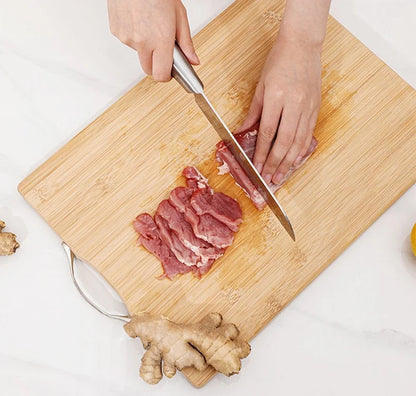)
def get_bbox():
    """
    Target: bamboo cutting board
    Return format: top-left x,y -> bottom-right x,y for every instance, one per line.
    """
19,0 -> 416,387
